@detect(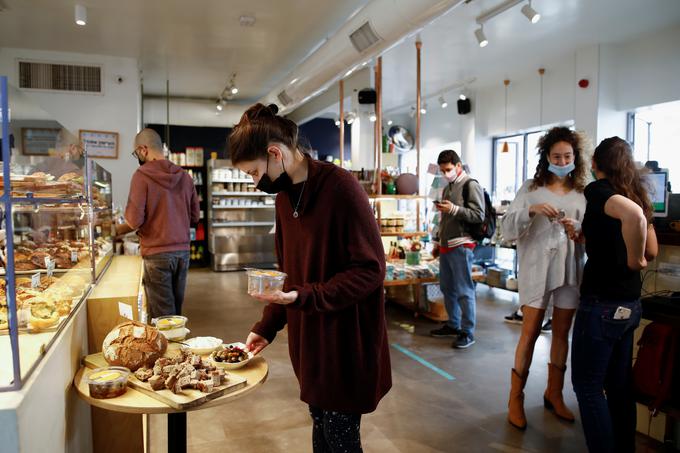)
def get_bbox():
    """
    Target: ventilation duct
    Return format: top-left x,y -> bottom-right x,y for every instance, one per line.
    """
18,61 -> 102,93
349,21 -> 381,53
